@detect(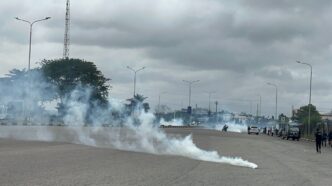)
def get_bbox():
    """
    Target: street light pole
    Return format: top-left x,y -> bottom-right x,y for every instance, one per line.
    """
183,80 -> 200,107
296,61 -> 312,135
250,100 -> 253,115
127,66 -> 146,97
183,80 -> 199,125
207,91 -> 216,116
158,91 -> 167,114
257,94 -> 262,117
15,17 -> 51,71
267,82 -> 278,120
